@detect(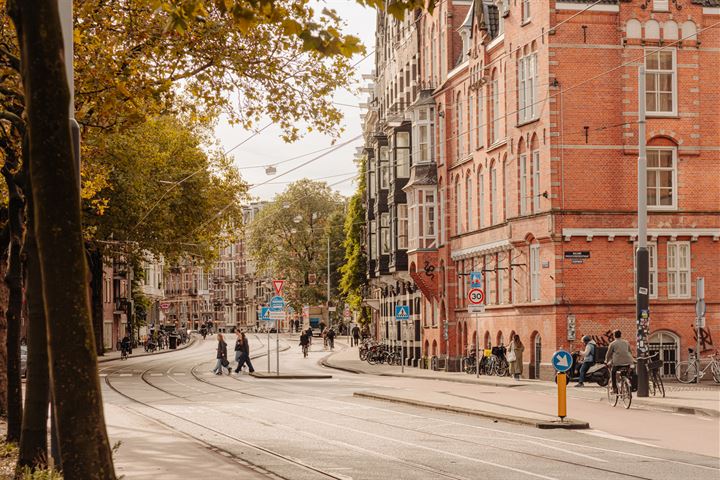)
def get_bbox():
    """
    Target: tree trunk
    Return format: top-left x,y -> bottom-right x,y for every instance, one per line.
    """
0,225 -> 9,419
88,247 -> 105,356
18,167 -> 49,473
9,0 -> 116,477
3,167 -> 24,444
